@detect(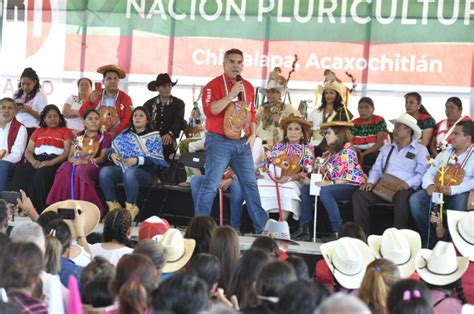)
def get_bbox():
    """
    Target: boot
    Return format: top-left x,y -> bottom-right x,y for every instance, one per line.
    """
125,202 -> 139,221
106,201 -> 122,211
291,223 -> 311,242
